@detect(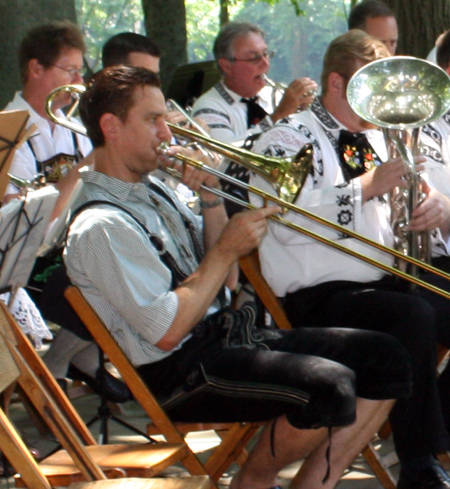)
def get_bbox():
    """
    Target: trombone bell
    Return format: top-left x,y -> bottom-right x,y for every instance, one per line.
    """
167,122 -> 313,205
